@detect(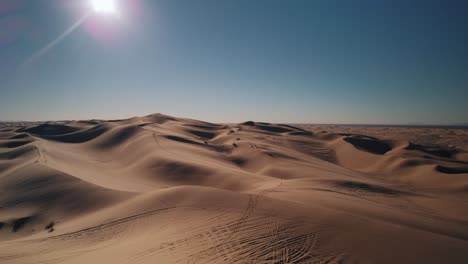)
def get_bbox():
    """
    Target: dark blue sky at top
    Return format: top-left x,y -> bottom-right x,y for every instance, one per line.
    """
0,0 -> 467,123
